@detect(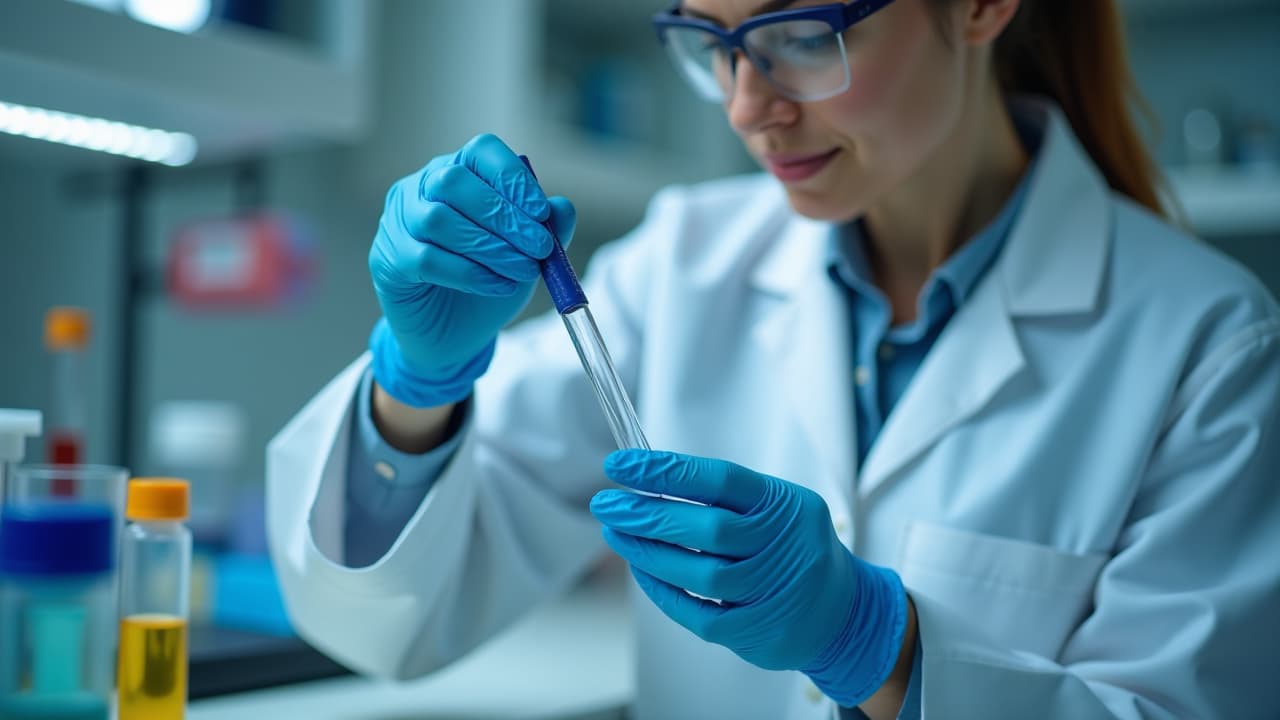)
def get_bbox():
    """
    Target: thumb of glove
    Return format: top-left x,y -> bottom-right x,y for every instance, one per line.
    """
545,195 -> 577,252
